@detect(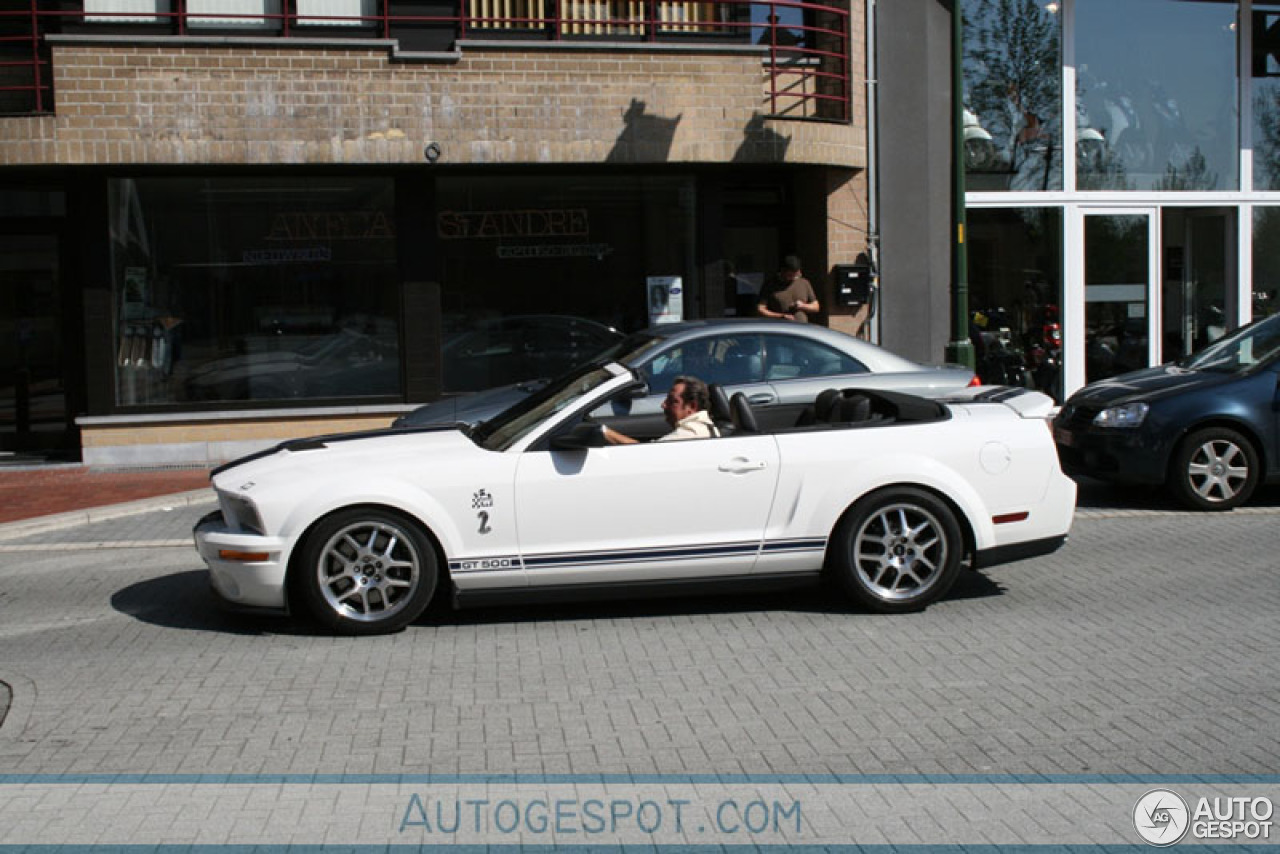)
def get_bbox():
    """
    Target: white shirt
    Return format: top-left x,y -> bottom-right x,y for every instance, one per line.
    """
658,410 -> 719,441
